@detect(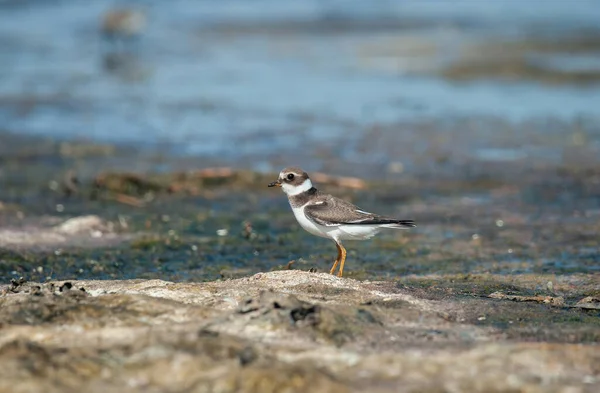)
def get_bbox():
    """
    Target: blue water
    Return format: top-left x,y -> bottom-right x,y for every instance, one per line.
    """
1,0 -> 600,161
